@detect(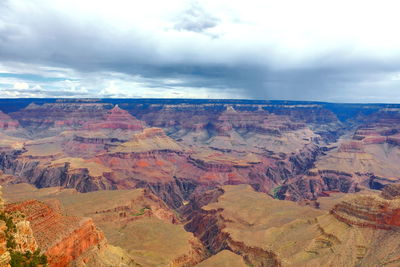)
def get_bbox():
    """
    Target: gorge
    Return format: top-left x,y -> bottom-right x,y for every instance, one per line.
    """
1,98 -> 400,266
